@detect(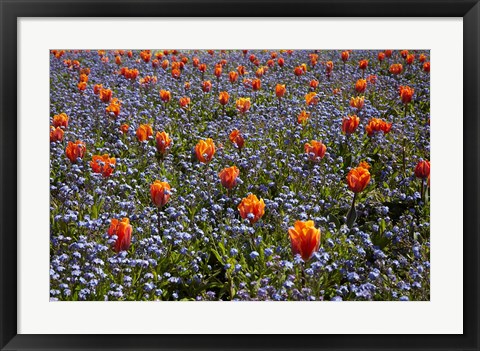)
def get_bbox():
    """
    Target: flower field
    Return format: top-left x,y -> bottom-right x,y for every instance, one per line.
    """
50,49 -> 430,301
